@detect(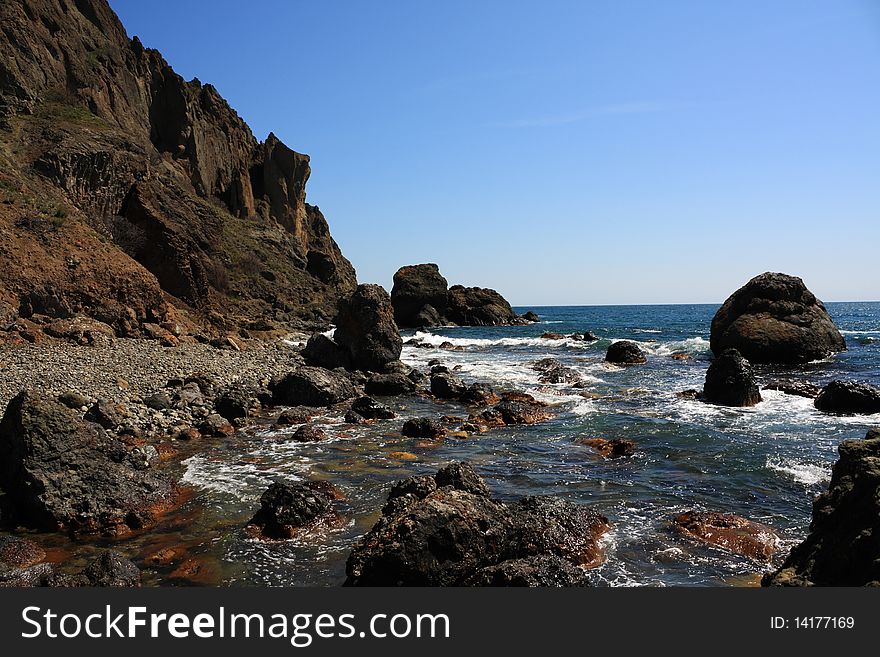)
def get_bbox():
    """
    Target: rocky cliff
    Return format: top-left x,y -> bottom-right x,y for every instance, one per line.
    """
0,0 -> 356,338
